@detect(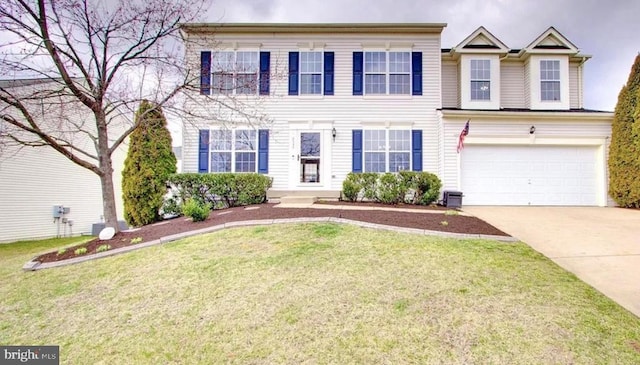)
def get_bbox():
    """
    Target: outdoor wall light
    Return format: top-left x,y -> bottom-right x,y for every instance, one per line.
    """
530,125 -> 536,134
332,127 -> 337,141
